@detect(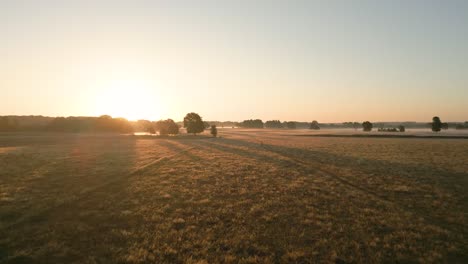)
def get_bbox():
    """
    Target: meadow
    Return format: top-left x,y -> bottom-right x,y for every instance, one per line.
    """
0,130 -> 467,263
